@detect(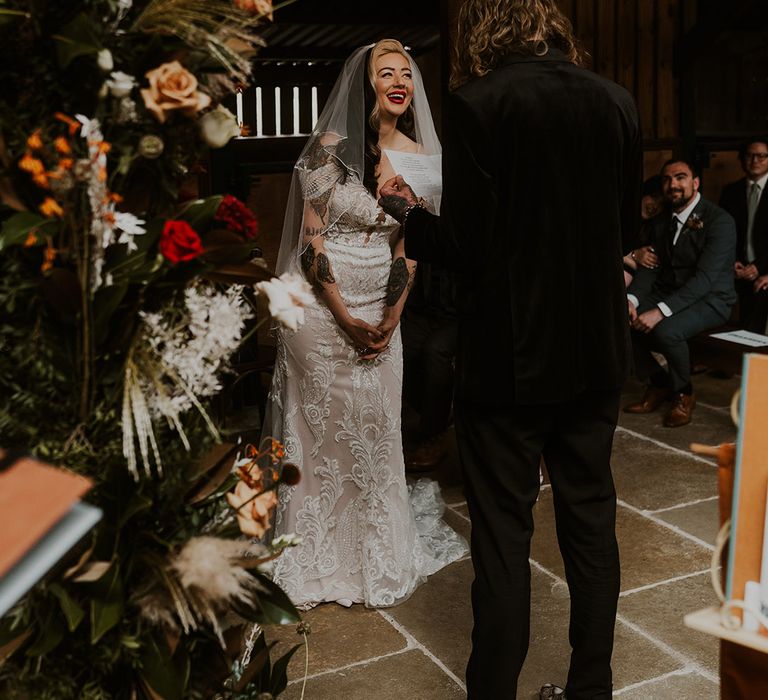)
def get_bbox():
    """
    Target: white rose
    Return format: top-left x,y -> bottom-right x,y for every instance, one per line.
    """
106,71 -> 136,98
97,49 -> 114,72
255,273 -> 314,331
199,105 -> 241,149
